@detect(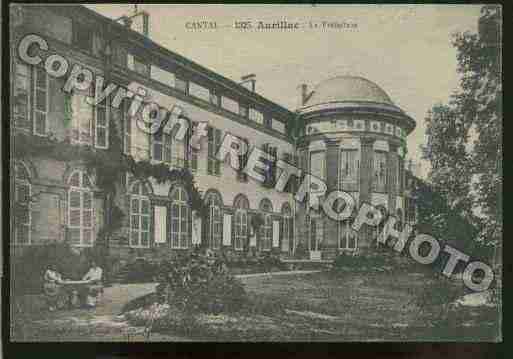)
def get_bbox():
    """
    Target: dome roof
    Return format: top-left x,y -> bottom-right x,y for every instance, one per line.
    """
305,76 -> 394,106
